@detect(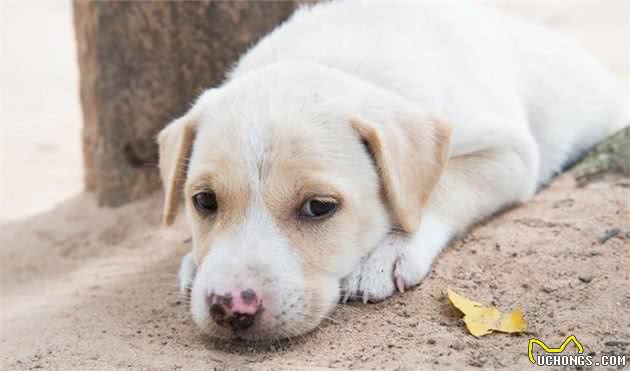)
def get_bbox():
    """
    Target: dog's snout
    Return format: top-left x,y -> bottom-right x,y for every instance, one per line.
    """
208,289 -> 263,331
